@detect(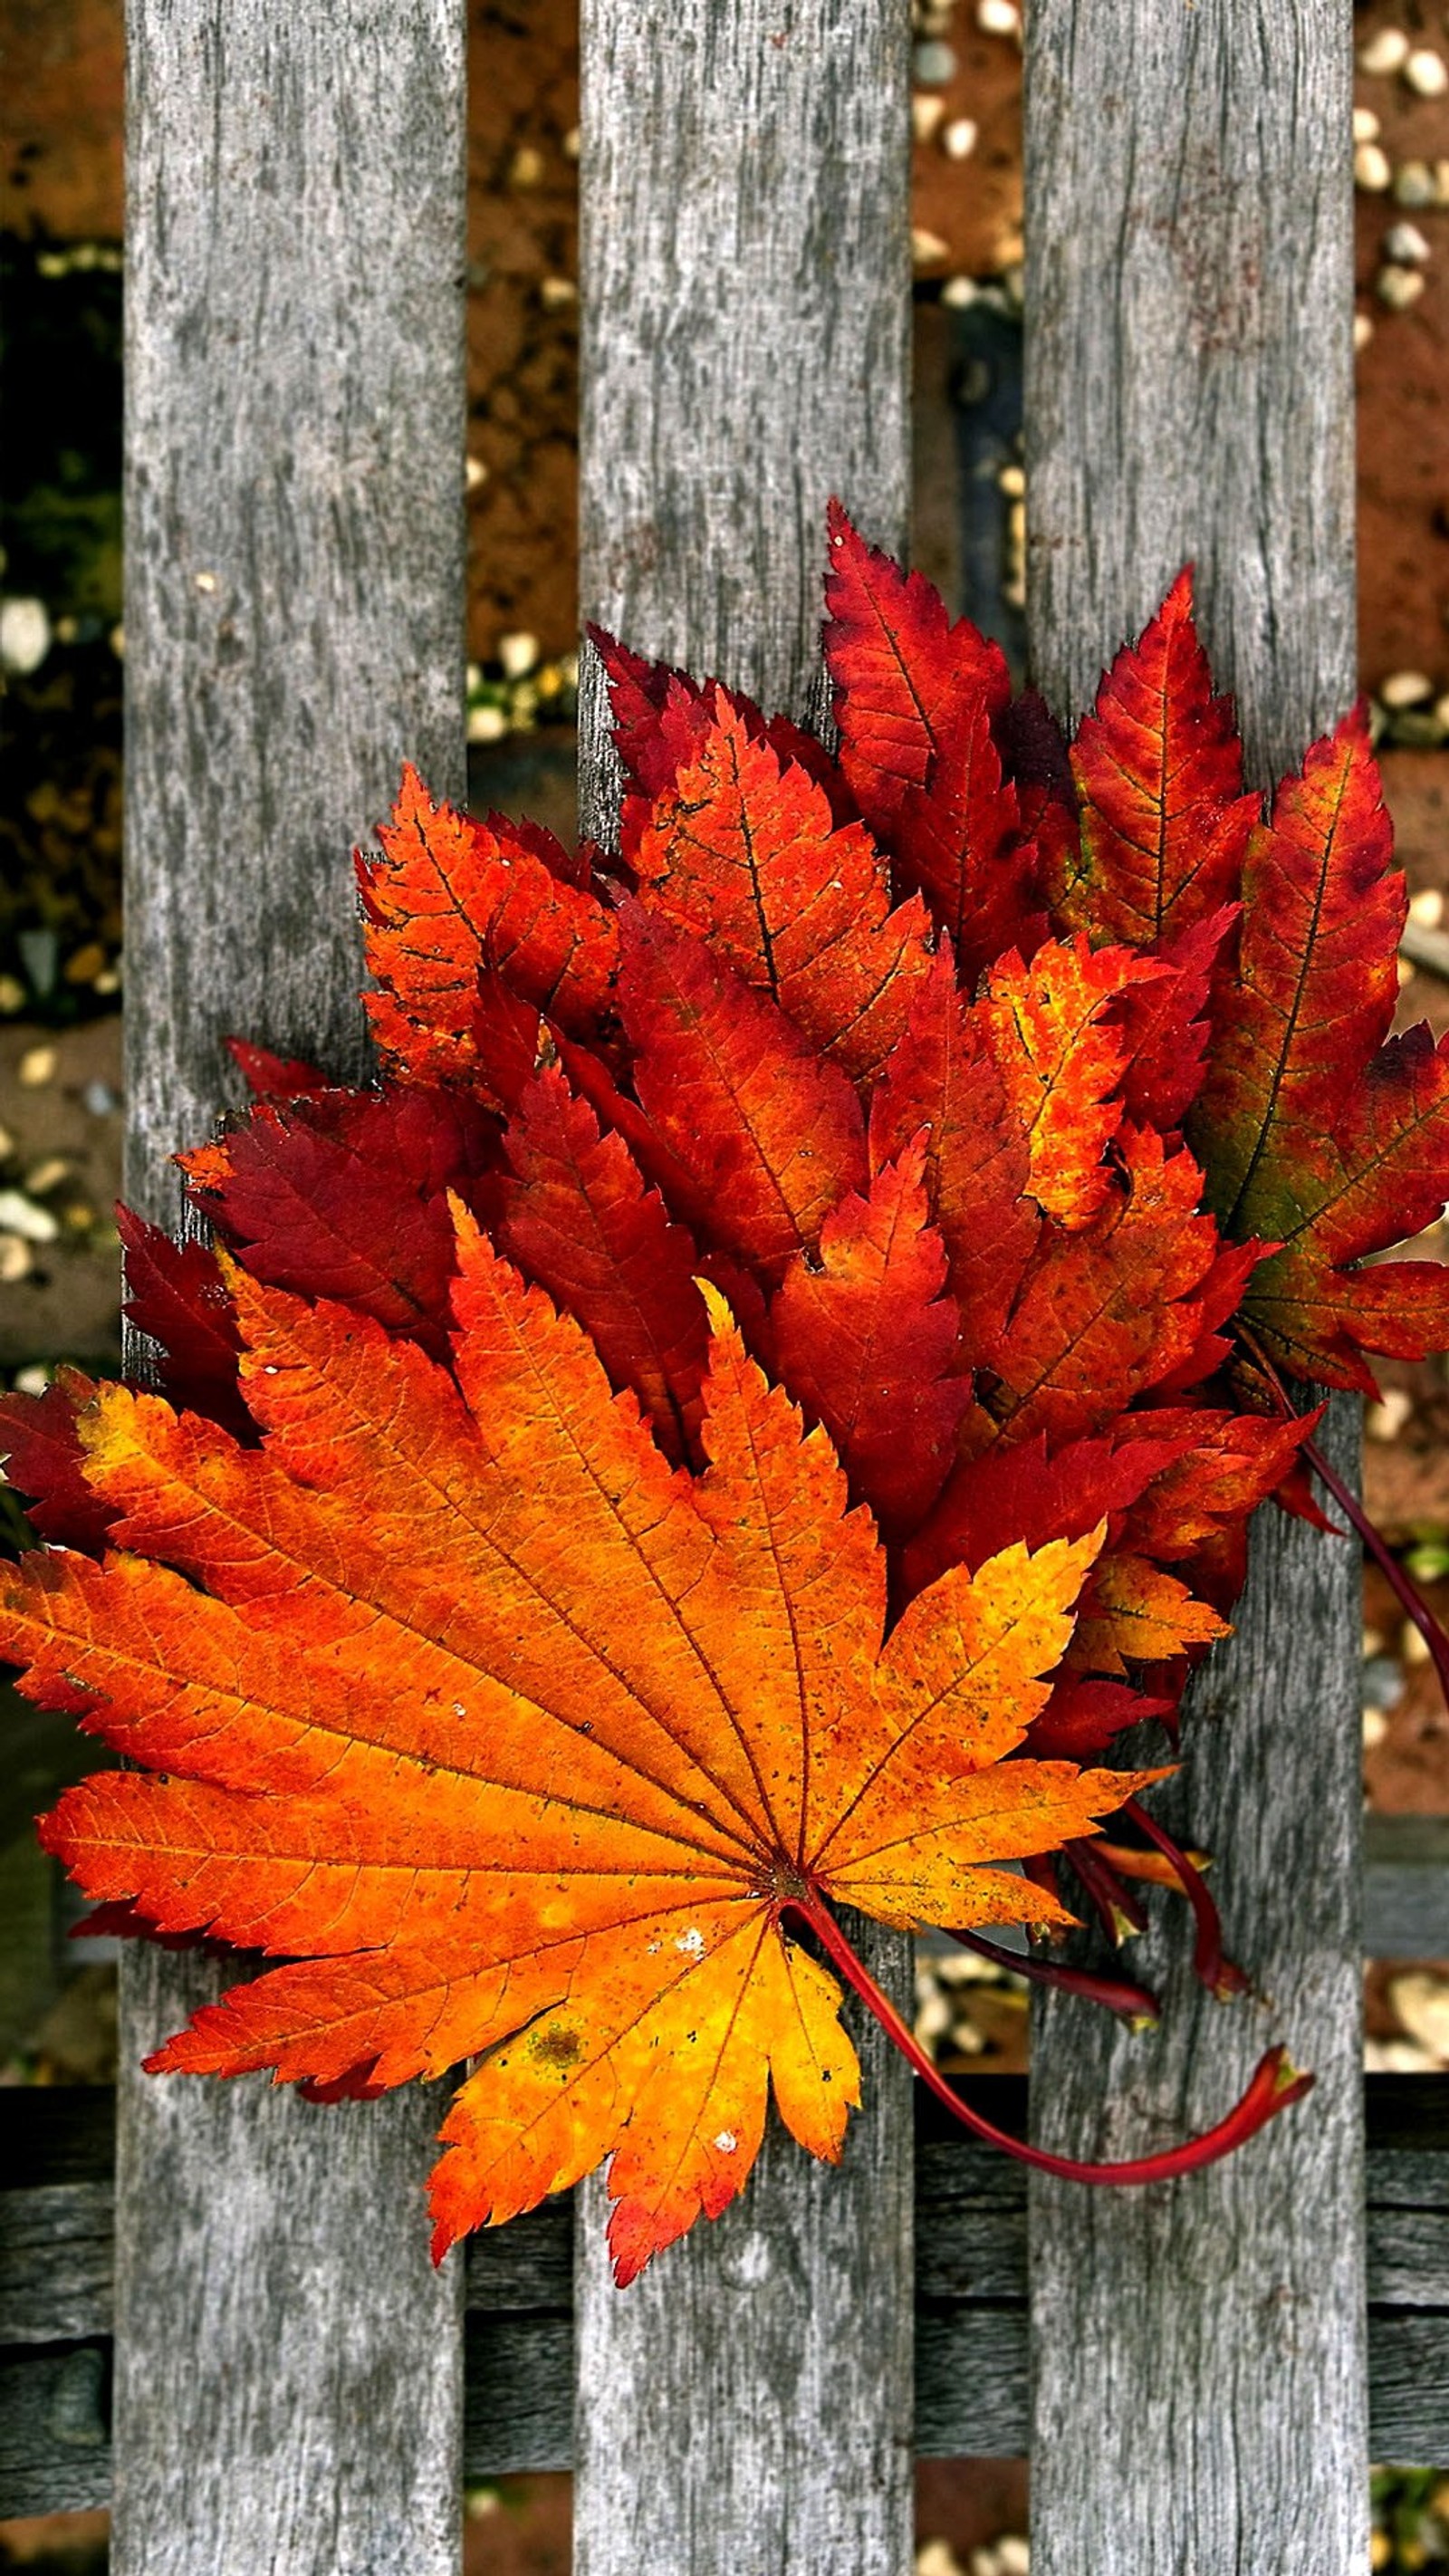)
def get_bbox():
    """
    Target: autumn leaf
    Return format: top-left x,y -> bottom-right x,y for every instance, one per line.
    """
1190,711 -> 1449,1382
824,499 -> 1010,823
179,1085 -> 499,1362
358,764 -> 613,1090
1,1213 -> 1152,2280
984,937 -> 1167,1228
770,1135 -> 970,1542
1066,570 -> 1259,948
499,1066 -> 709,1463
868,943 -> 1039,1355
629,695 -> 933,1083
614,903 -> 868,1274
